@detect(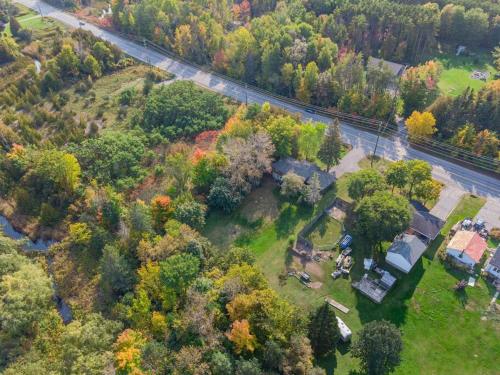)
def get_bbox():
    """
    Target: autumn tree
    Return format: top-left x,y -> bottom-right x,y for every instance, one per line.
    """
406,159 -> 432,198
405,111 -> 436,139
414,179 -> 442,206
385,160 -> 409,193
226,319 -> 257,354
